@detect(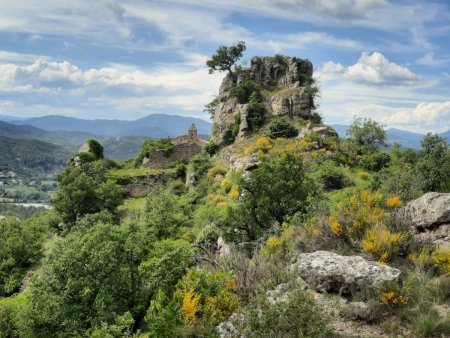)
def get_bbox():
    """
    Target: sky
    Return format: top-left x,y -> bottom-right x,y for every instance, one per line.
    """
0,0 -> 449,133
